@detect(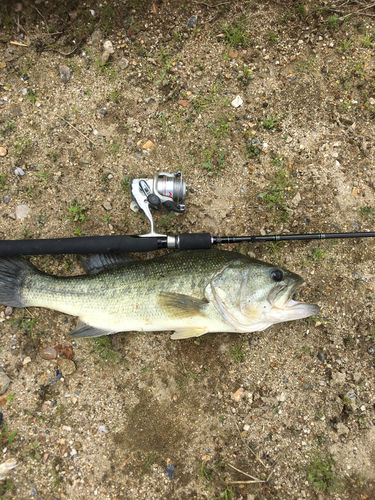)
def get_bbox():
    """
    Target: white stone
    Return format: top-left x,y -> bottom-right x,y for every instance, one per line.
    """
15,204 -> 30,220
231,95 -> 243,108
103,40 -> 114,53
